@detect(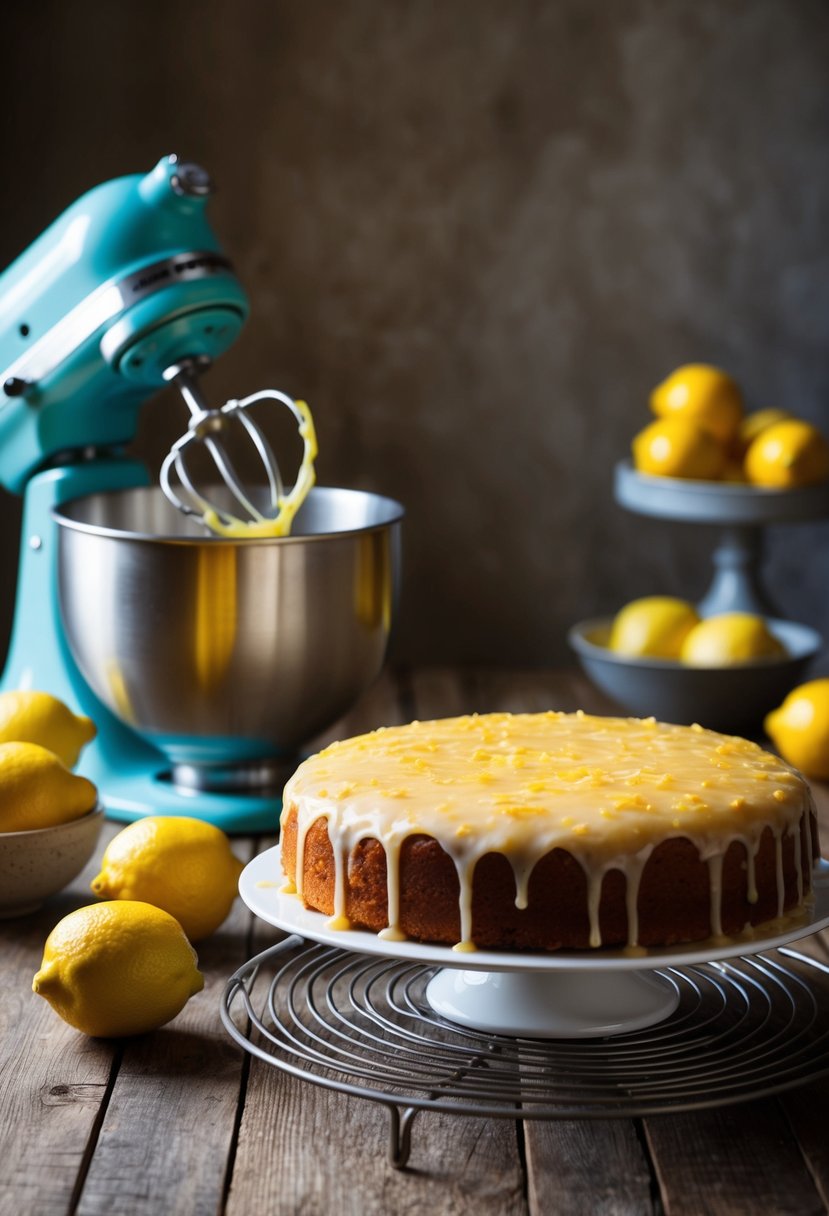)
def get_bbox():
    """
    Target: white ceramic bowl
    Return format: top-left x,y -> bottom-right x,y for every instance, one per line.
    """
0,807 -> 104,917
